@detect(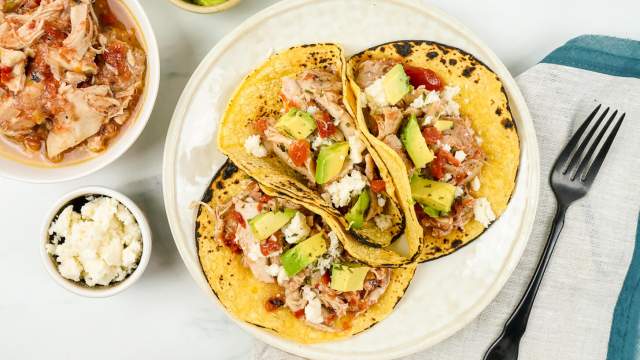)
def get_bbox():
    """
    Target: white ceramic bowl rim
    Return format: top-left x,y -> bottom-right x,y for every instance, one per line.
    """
0,0 -> 160,184
40,186 -> 152,298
